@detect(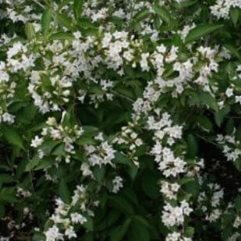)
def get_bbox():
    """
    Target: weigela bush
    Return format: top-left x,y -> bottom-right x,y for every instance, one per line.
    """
0,0 -> 241,240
